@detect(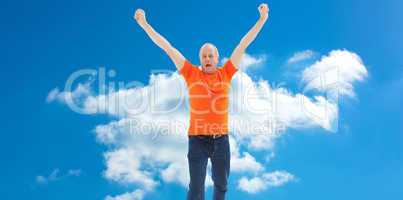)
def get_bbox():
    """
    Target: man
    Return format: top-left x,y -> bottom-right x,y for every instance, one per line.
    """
134,3 -> 269,200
